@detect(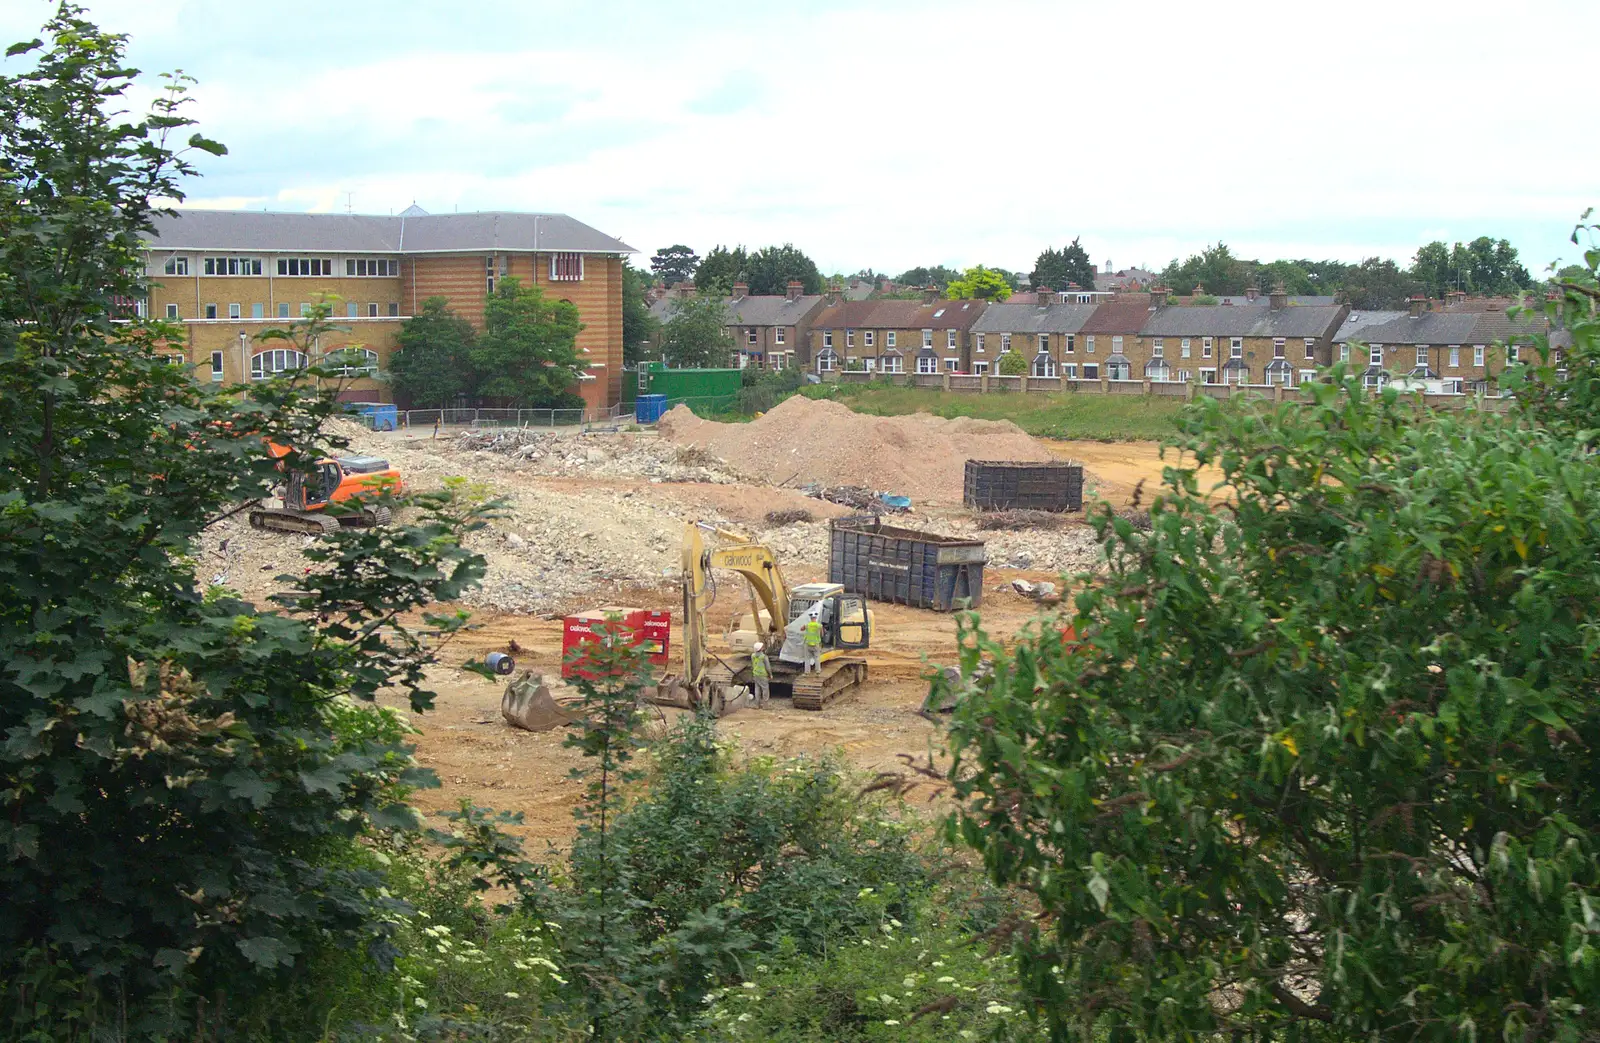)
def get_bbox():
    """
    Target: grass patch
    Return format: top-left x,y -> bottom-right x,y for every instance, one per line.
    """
800,383 -> 1188,441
